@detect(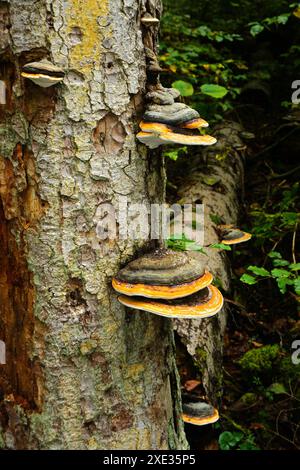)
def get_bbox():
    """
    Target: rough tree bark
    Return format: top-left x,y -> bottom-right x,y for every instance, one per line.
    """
0,0 -> 187,450
173,122 -> 246,404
